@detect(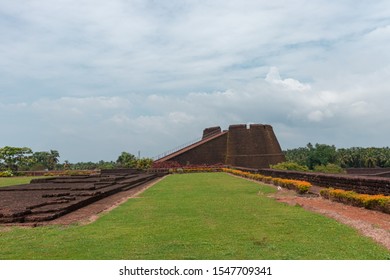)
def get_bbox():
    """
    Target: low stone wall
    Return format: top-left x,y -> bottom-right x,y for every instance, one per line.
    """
346,168 -> 390,175
346,168 -> 390,178
235,168 -> 390,196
